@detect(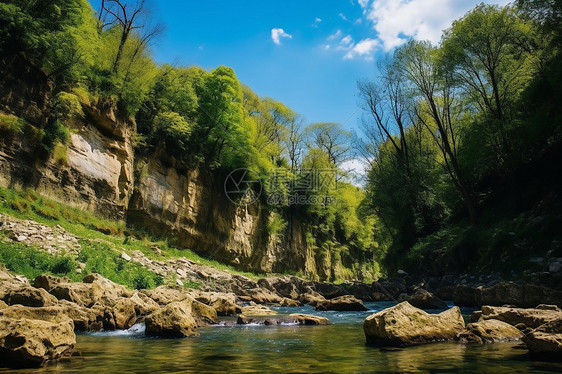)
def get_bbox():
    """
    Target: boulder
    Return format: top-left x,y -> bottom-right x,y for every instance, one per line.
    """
0,302 -> 103,332
523,320 -> 562,359
363,302 -> 465,346
1,283 -> 59,307
289,314 -> 331,325
316,295 -> 368,312
141,286 -> 189,305
49,282 -> 103,307
241,303 -> 277,316
235,287 -> 283,304
0,313 -> 75,368
311,282 -> 347,299
457,319 -> 524,344
101,298 -> 137,331
145,300 -> 199,338
480,305 -> 562,329
82,274 -> 132,299
191,300 -> 218,326
398,289 -> 448,310
346,282 -> 375,301
0,300 -> 7,309
32,274 -> 71,292
129,292 -> 160,316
